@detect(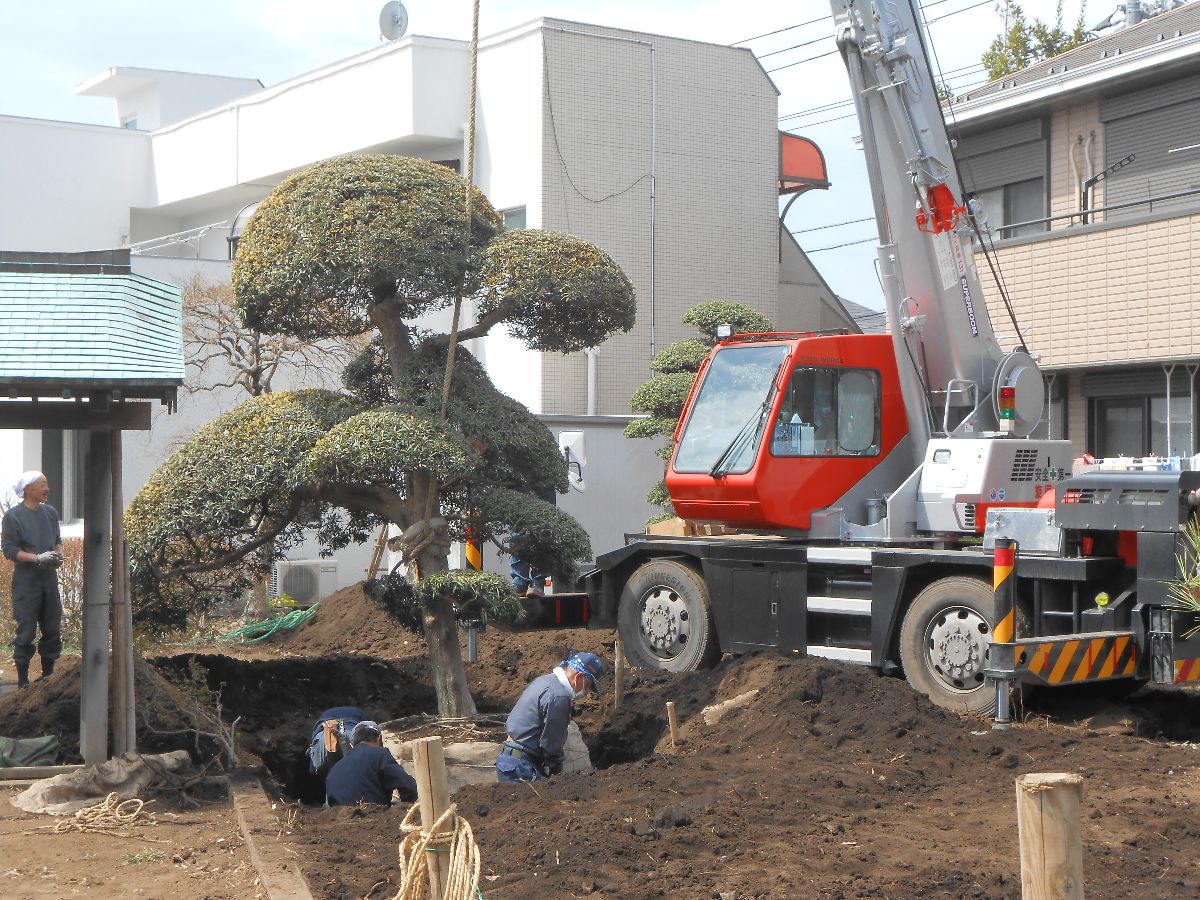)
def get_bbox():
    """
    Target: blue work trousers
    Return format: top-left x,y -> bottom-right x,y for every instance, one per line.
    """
495,752 -> 544,784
